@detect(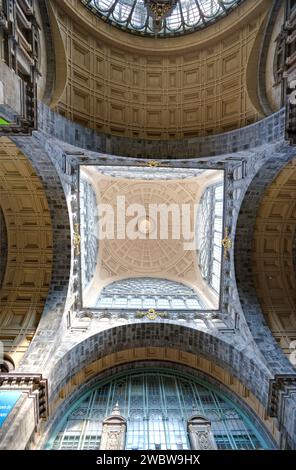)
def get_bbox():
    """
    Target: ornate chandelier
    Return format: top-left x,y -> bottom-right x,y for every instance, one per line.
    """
144,0 -> 178,32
